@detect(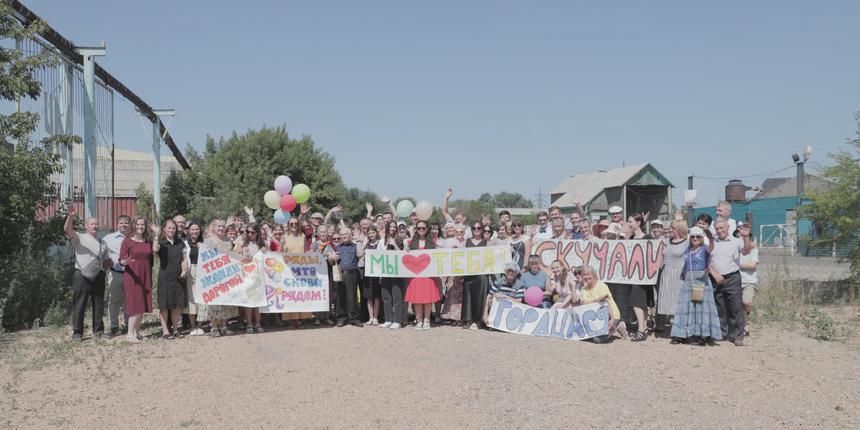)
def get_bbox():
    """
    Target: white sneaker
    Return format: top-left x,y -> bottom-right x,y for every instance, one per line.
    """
414,321 -> 424,330
469,323 -> 479,330
371,319 -> 379,326
422,320 -> 431,330
379,321 -> 392,328
389,323 -> 401,330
